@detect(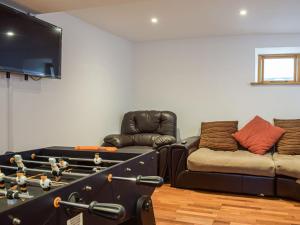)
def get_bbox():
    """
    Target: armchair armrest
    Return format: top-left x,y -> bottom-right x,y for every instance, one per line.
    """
153,135 -> 176,149
170,136 -> 200,187
103,134 -> 134,148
